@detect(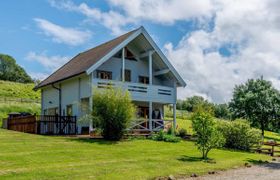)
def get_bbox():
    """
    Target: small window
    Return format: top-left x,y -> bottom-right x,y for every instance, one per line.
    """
81,97 -> 90,115
97,70 -> 112,80
66,105 -> 73,116
139,76 -> 149,84
48,107 -> 58,115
